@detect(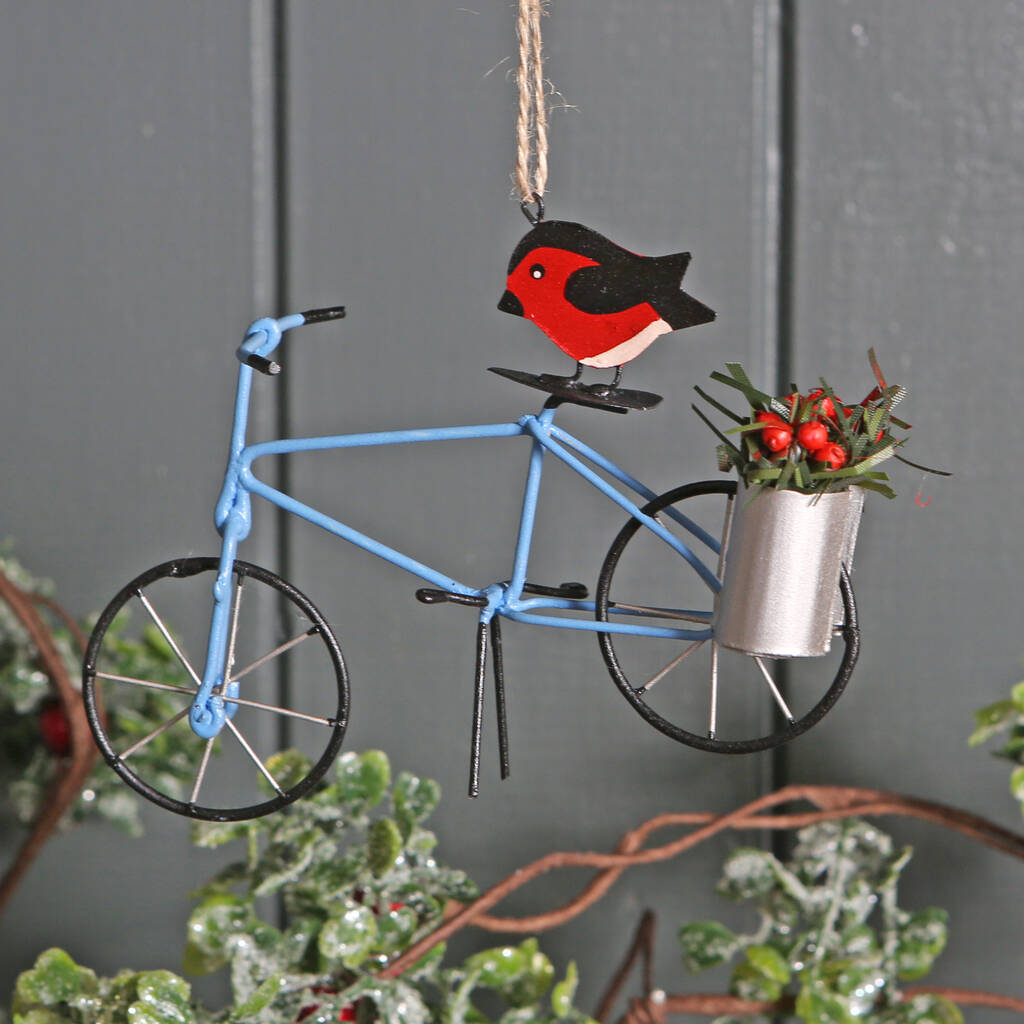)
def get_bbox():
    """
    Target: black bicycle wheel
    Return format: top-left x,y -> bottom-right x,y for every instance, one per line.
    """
82,557 -> 349,820
596,481 -> 859,754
